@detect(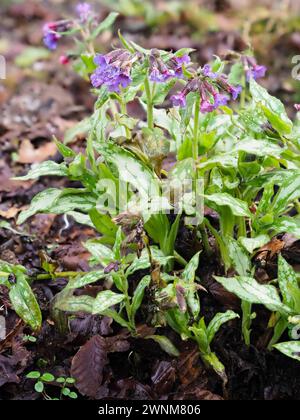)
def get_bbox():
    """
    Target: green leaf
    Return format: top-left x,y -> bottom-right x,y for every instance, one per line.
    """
54,295 -> 95,313
95,142 -> 160,200
181,252 -> 200,283
270,216 -> 300,238
152,79 -> 176,105
234,138 -> 283,158
271,174 -> 300,216
145,335 -> 180,357
34,381 -> 44,393
92,290 -> 125,314
9,273 -> 42,330
67,270 -> 106,289
84,239 -> 115,266
17,188 -> 95,225
162,213 -> 181,259
13,161 -> 68,181
66,211 -> 94,228
214,275 -> 292,315
102,309 -> 131,329
239,235 -> 270,254
227,237 -> 251,276
89,209 -> 118,239
166,308 -> 190,340
91,12 -> 119,38
26,371 -> 41,379
113,227 -> 123,261
53,137 -> 76,158
250,79 -> 292,135
206,310 -> 239,345
130,275 -> 151,323
64,118 -> 91,145
205,193 -> 252,217
126,247 -> 172,277
68,392 -> 78,399
277,255 -> 299,309
274,341 -> 300,362
15,47 -> 50,67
